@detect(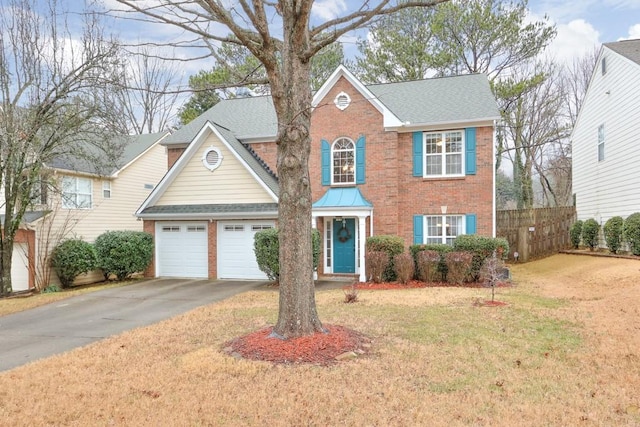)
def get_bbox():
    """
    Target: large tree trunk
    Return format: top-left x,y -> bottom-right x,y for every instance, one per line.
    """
269,5 -> 324,339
